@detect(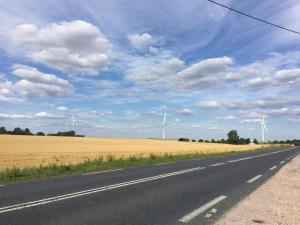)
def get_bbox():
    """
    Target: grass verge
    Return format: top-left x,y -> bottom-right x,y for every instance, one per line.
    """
0,146 -> 287,184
